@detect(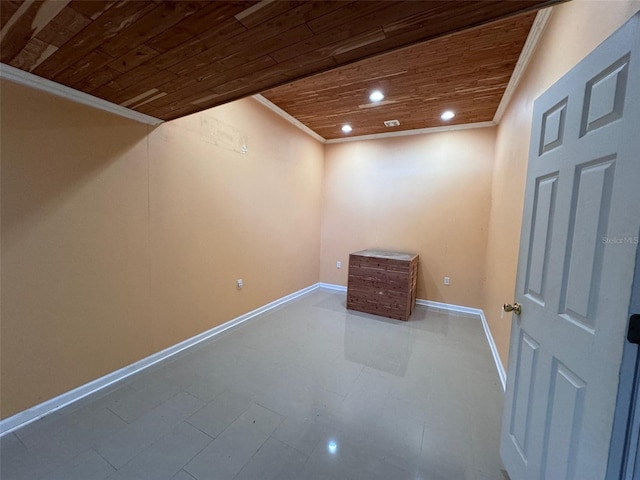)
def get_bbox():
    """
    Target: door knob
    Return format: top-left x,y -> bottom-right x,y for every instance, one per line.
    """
503,302 -> 522,315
